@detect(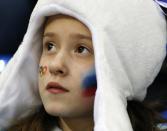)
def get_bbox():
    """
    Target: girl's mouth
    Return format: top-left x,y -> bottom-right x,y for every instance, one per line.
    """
46,82 -> 69,94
